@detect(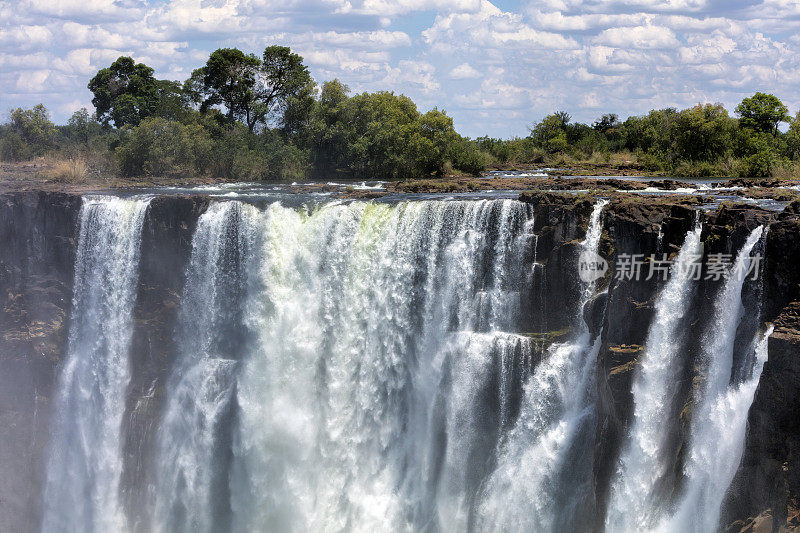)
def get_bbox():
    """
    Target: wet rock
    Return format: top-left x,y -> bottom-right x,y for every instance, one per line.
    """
723,302 -> 800,531
0,191 -> 81,532
120,195 -> 211,529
